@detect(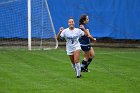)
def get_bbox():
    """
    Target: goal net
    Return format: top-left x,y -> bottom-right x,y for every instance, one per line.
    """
0,0 -> 58,50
